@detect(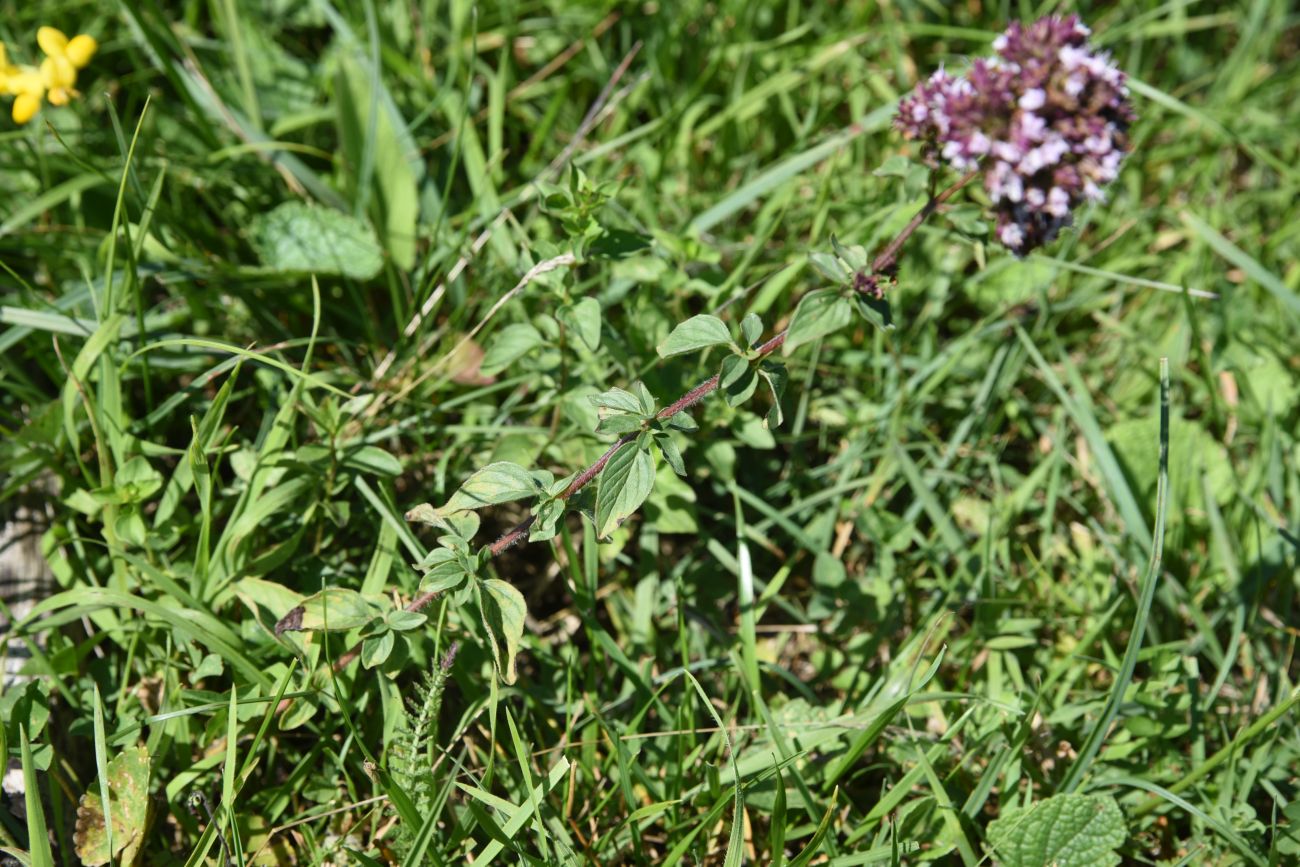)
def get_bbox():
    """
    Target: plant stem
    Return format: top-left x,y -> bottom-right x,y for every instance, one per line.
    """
318,171 -> 973,679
